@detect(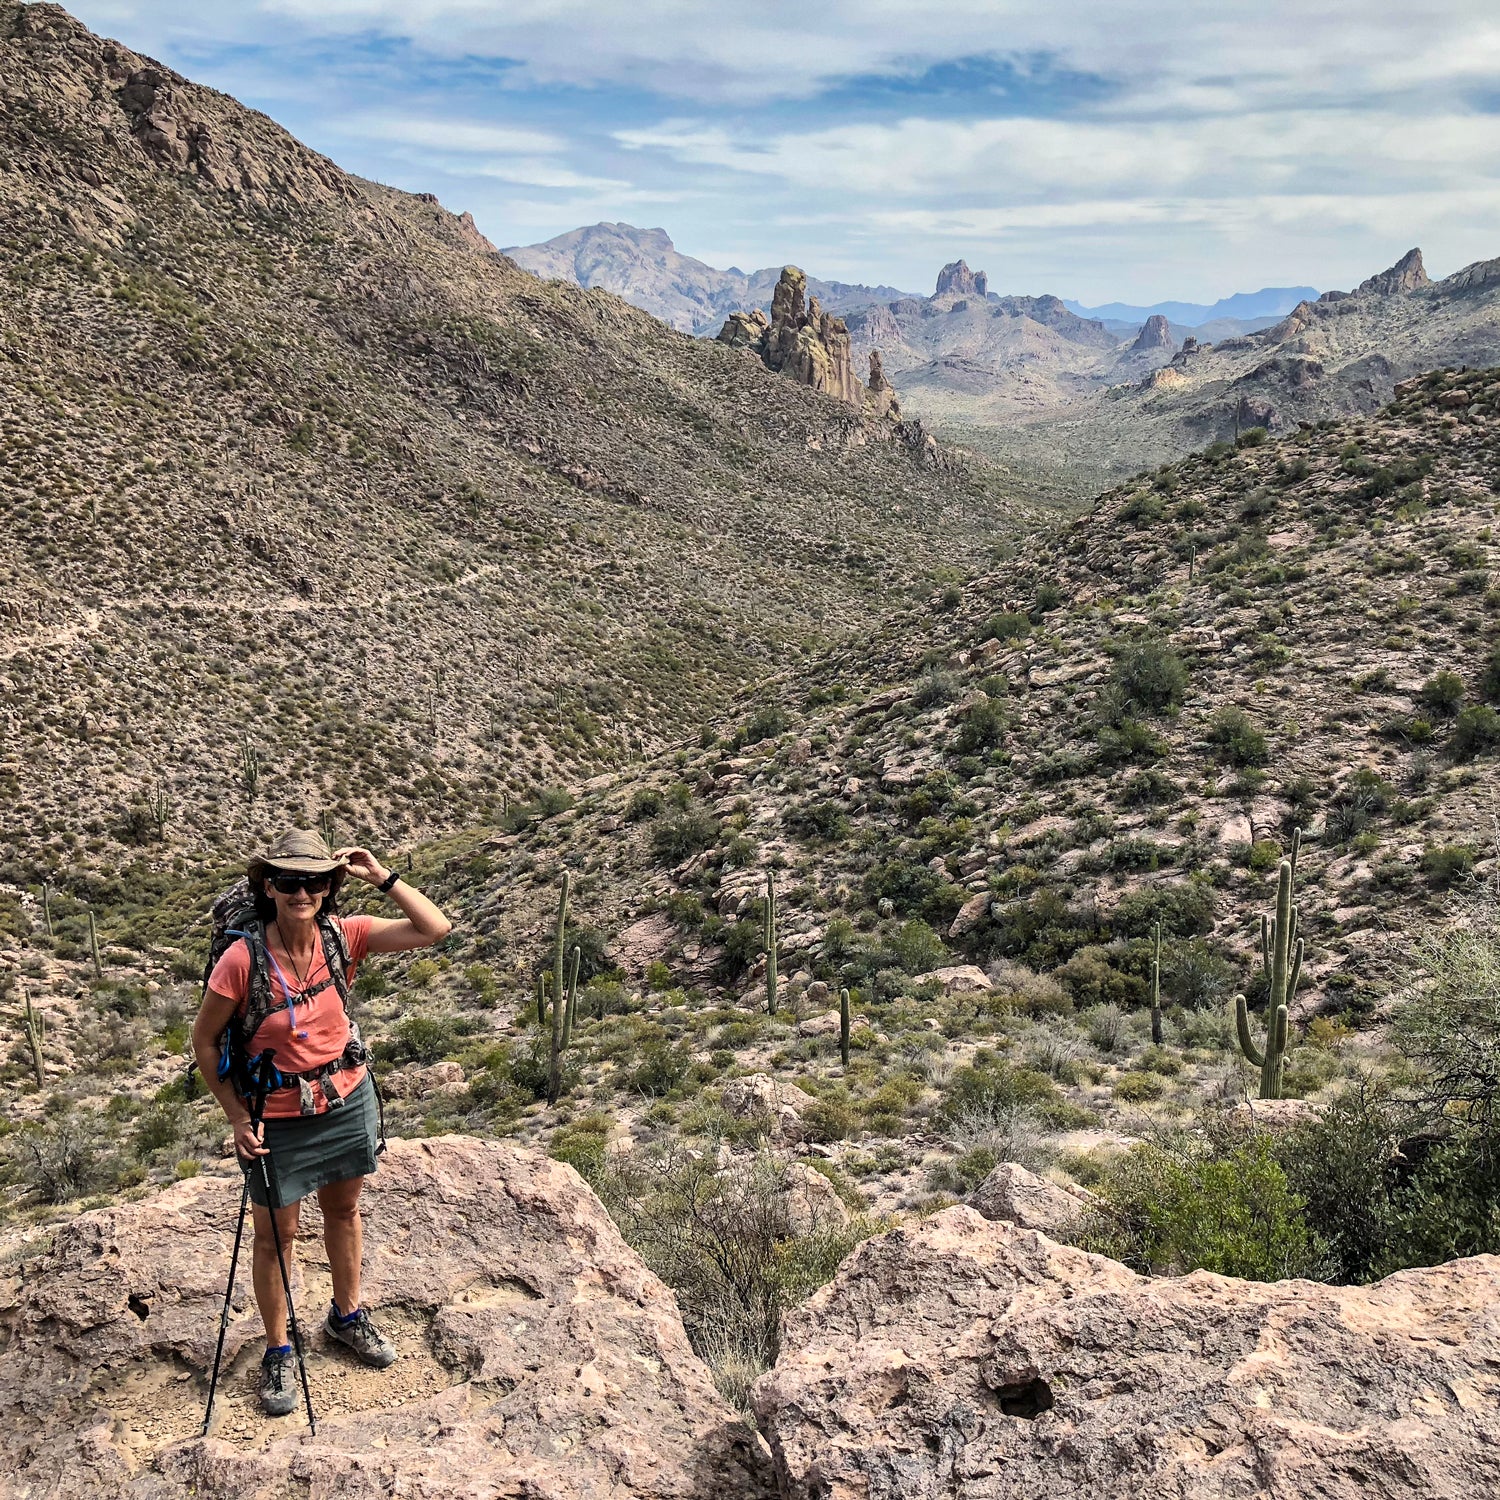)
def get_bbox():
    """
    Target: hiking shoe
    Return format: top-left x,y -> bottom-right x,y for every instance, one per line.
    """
258,1345 -> 297,1417
325,1303 -> 396,1368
